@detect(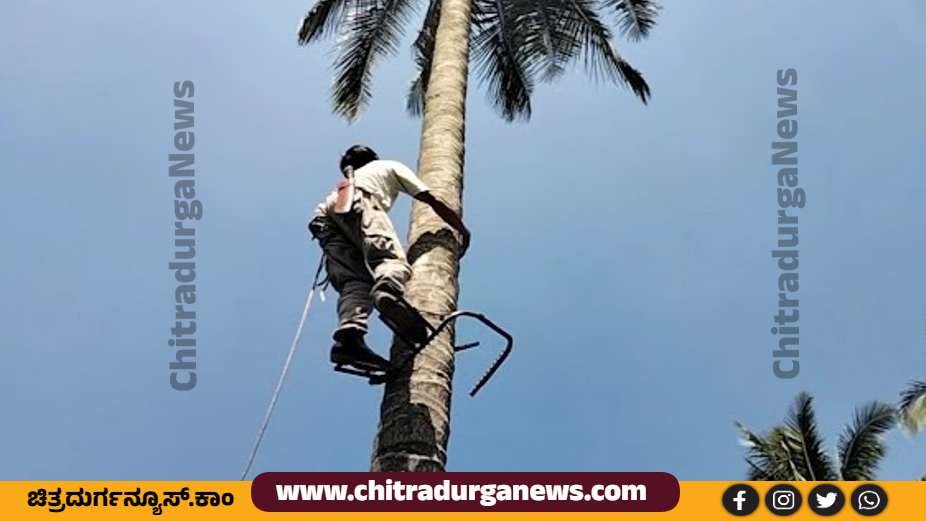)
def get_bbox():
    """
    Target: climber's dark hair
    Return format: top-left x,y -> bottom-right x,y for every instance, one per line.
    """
339,145 -> 379,173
